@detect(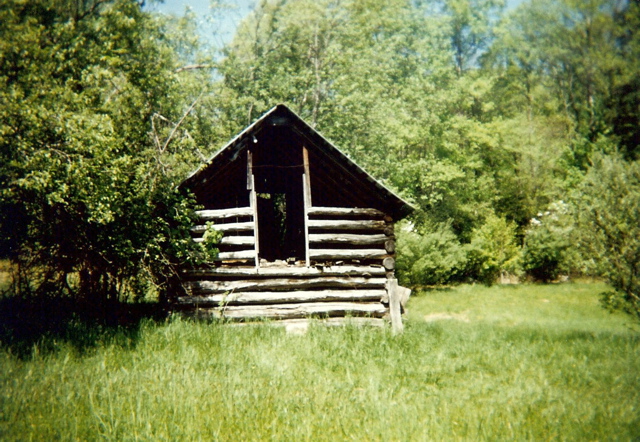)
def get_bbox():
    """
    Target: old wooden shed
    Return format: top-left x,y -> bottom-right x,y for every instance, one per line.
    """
174,104 -> 412,328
